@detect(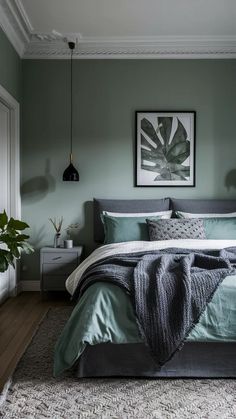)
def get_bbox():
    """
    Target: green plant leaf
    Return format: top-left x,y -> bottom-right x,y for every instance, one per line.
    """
5,227 -> 17,237
18,242 -> 34,254
5,251 -> 15,268
10,244 -> 20,258
0,210 -> 8,230
158,117 -> 172,146
0,249 -> 9,256
8,218 -> 29,231
0,212 -> 33,273
0,253 -> 8,273
0,234 -> 16,245
141,118 -> 163,149
16,234 -> 30,241
0,234 -> 28,246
